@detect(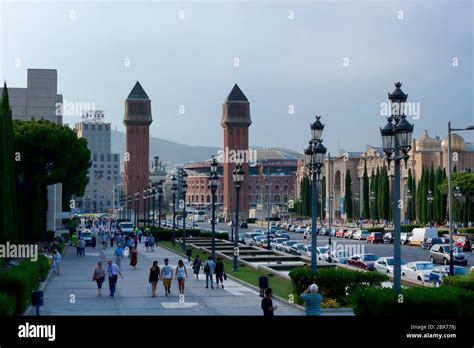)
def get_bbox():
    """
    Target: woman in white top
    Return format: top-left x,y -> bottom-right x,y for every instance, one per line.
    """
175,259 -> 188,295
